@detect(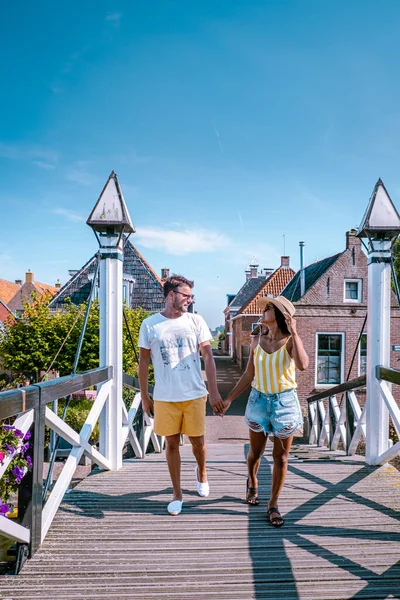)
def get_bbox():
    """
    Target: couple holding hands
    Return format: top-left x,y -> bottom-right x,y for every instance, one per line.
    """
139,275 -> 308,525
